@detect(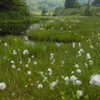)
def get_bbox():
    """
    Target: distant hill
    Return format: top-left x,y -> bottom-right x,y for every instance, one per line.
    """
78,0 -> 94,4
26,0 -> 94,13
